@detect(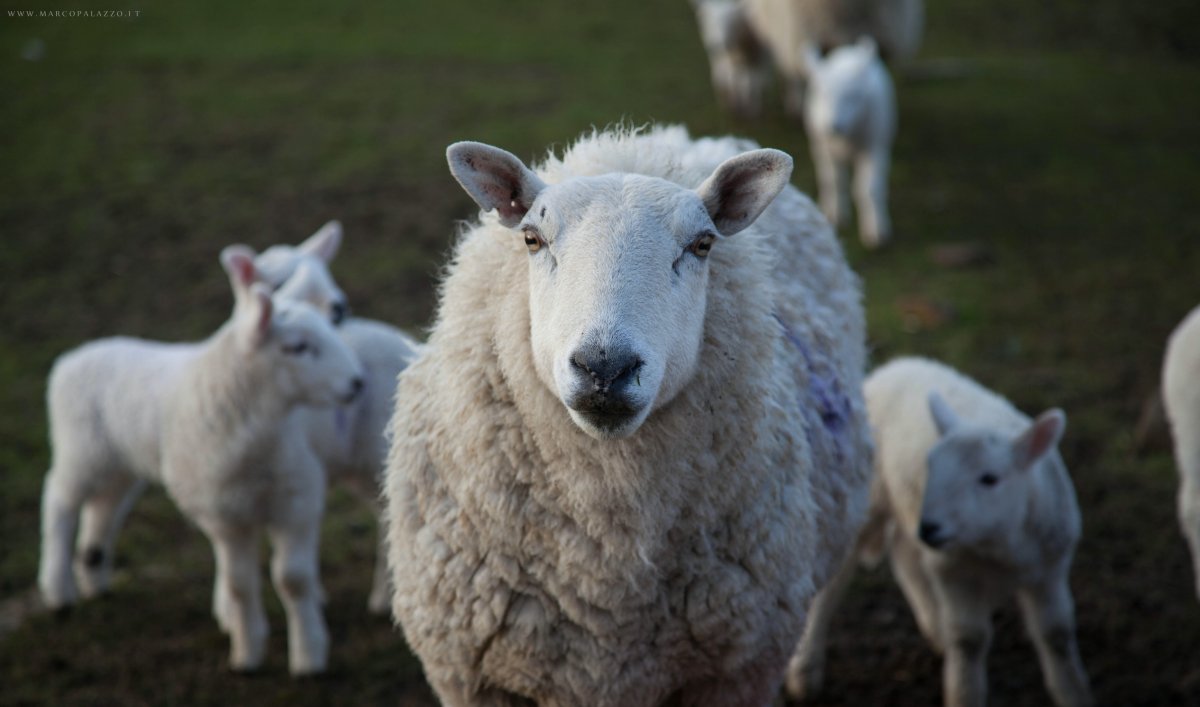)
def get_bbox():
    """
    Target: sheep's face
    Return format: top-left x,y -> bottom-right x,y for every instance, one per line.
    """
917,393 -> 1066,553
806,38 -> 878,138
255,220 -> 349,325
446,140 -> 793,440
221,246 -> 364,410
266,298 -> 365,407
